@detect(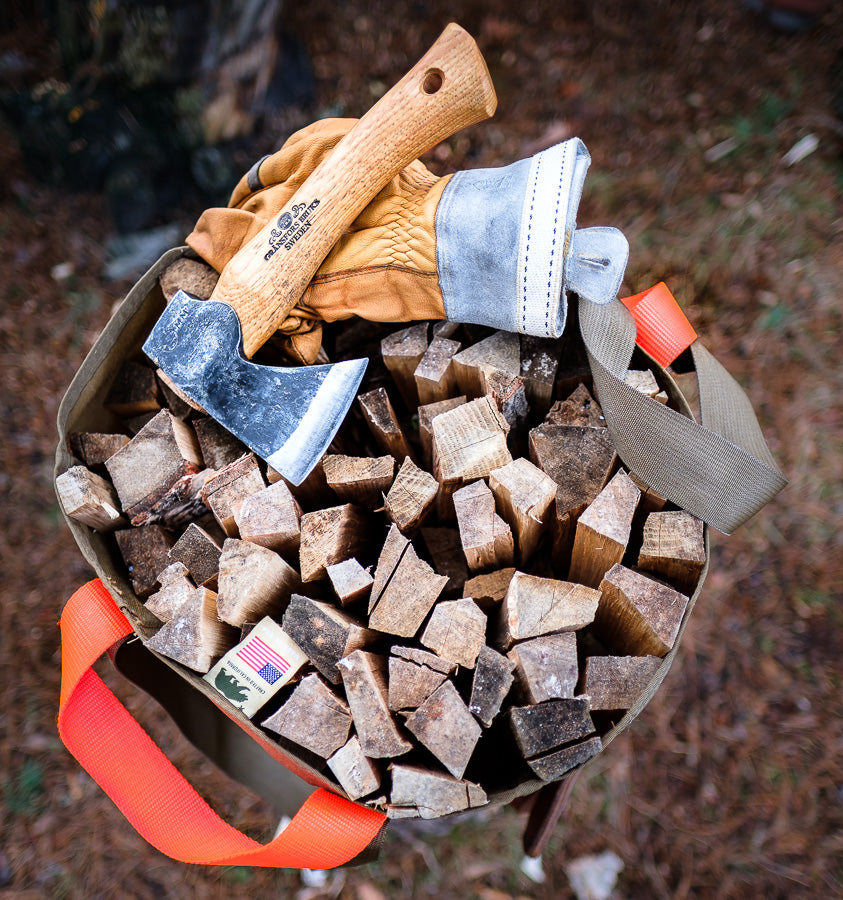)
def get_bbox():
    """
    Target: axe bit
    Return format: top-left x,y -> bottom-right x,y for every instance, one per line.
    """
144,24 -> 496,485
